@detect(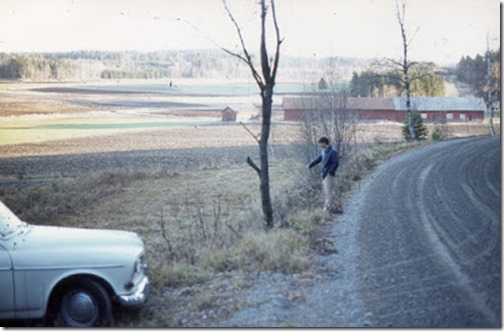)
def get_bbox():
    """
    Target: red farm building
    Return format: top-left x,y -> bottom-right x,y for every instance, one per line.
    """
283,96 -> 486,122
221,106 -> 238,122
